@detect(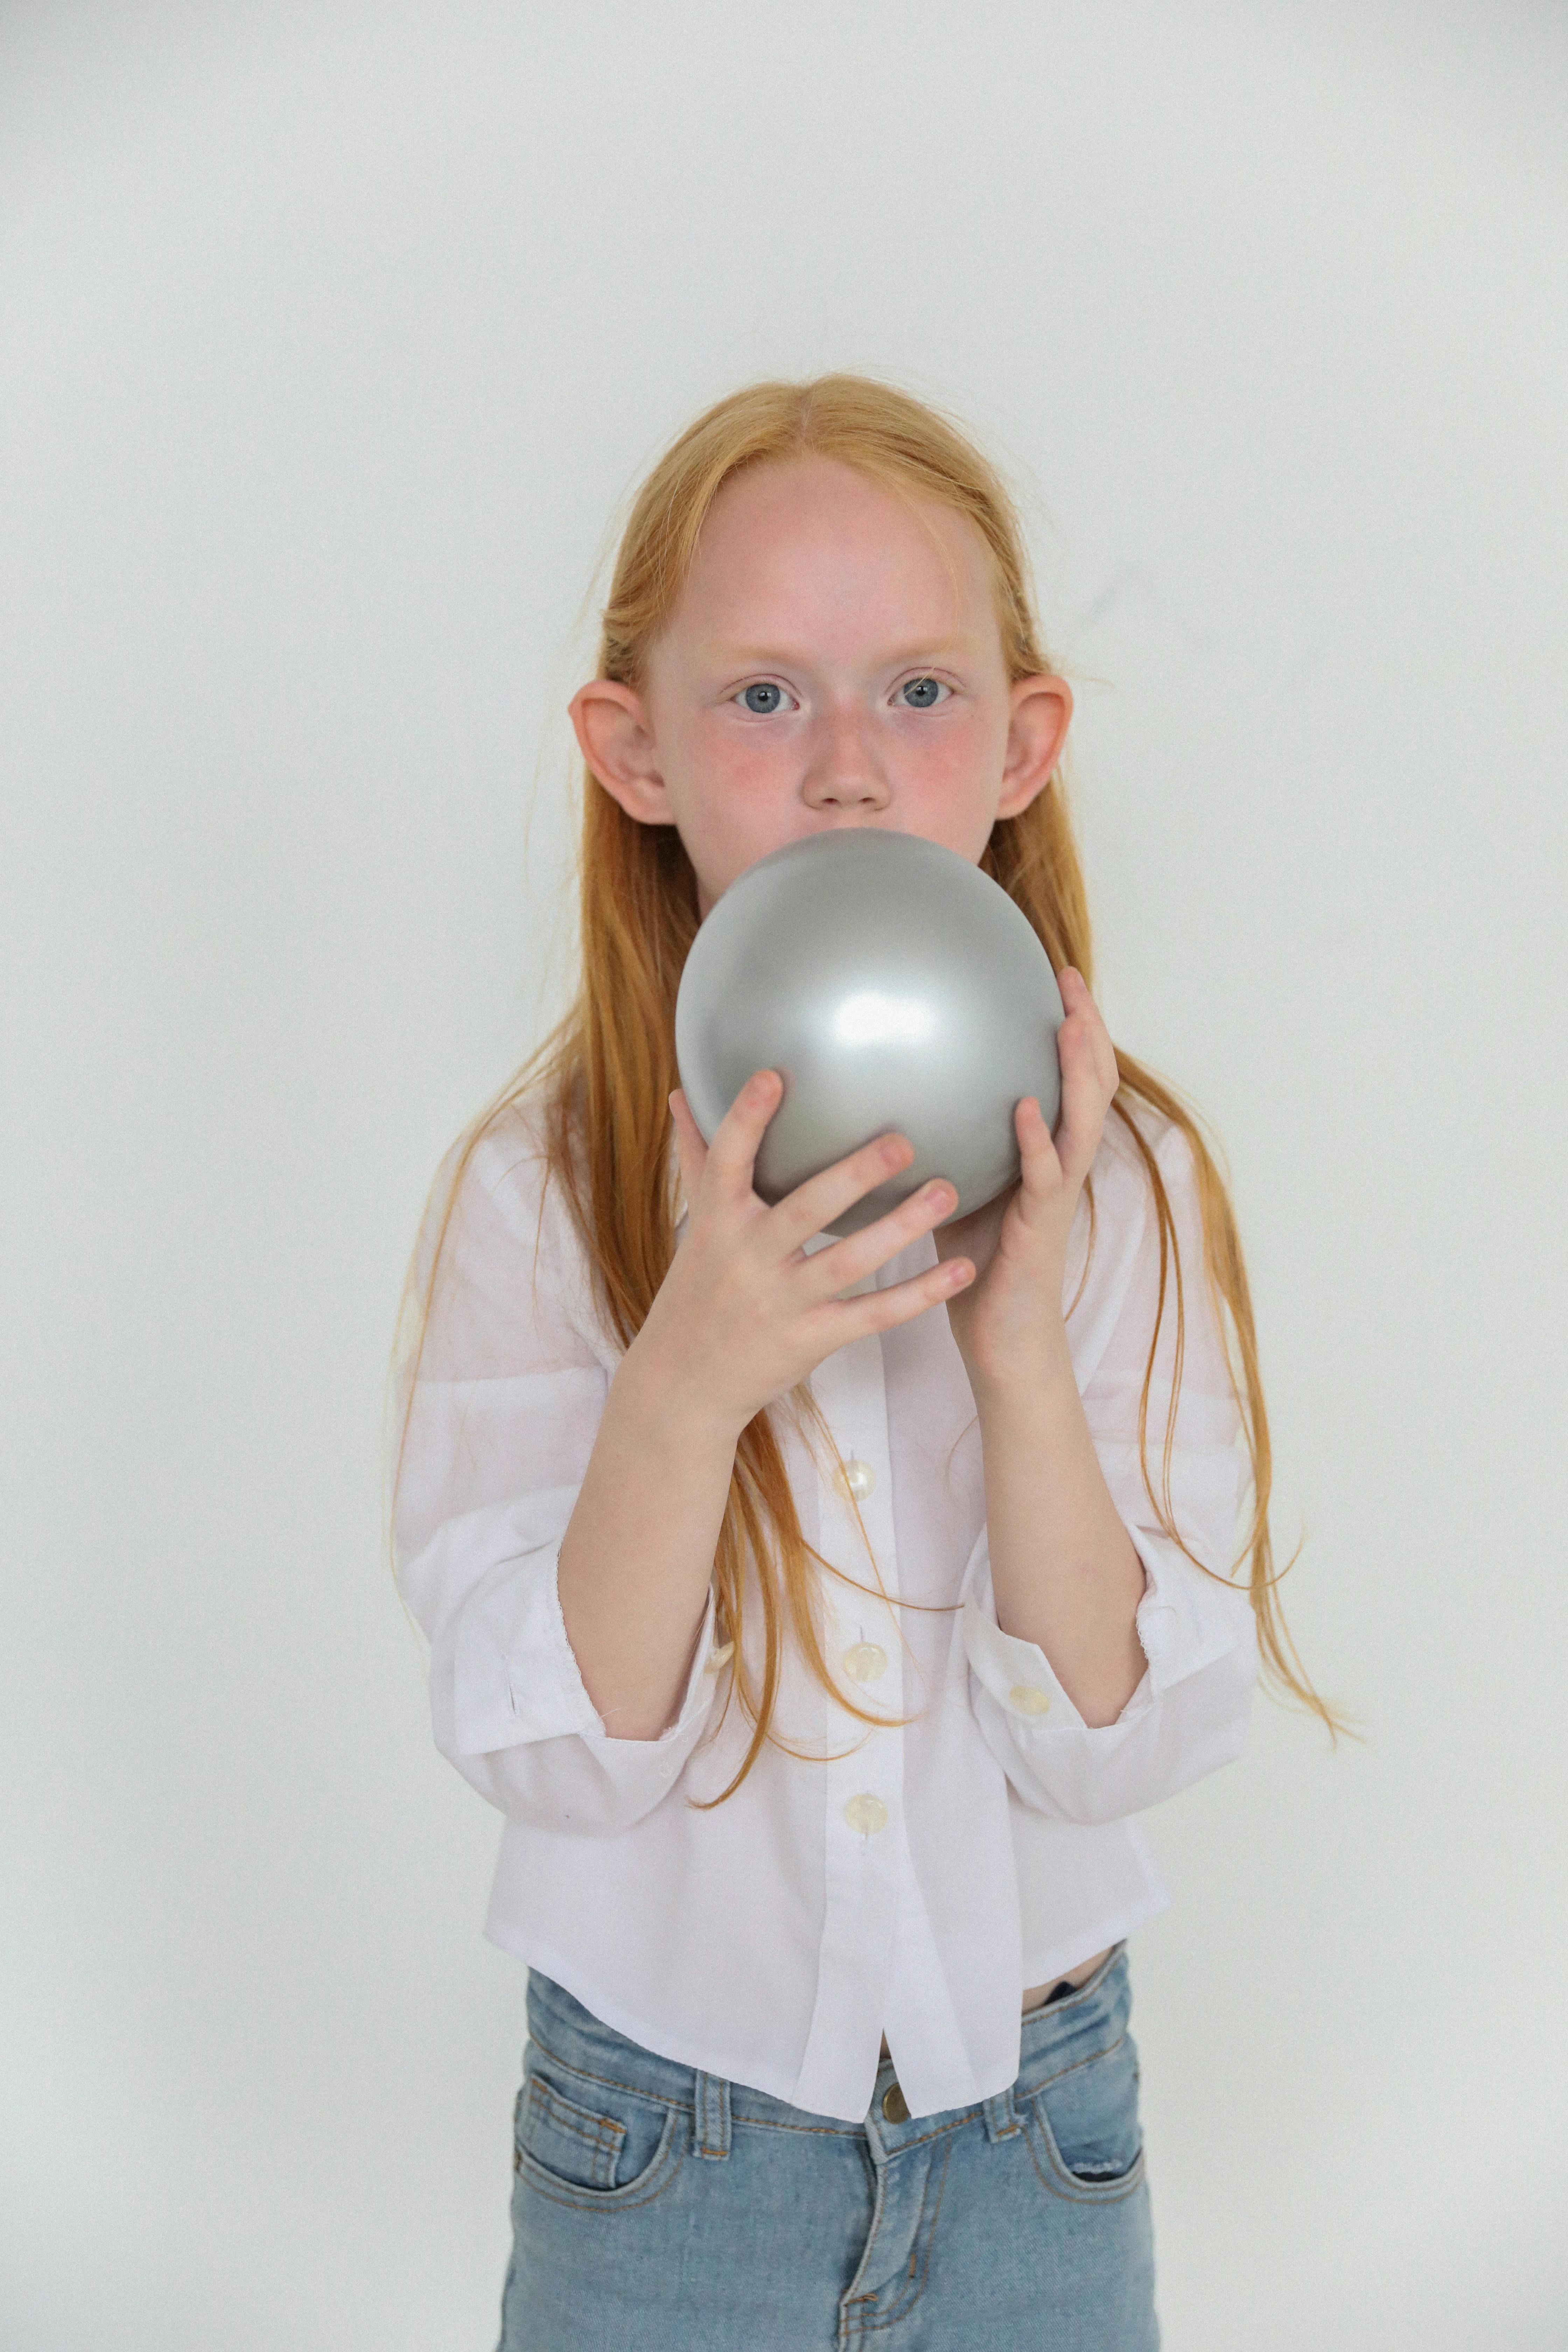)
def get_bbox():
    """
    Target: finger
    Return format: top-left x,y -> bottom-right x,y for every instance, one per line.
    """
701,1068 -> 784,1200
1065,980 -> 1116,1101
1080,1026 -> 1118,1114
1011,1099 -> 1067,1219
1050,1025 -> 1107,1184
1015,1093 -> 1058,1175
766,1125 -> 920,1255
823,1250 -> 975,1340
1061,969 -> 1119,1101
797,1171 -> 960,1297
